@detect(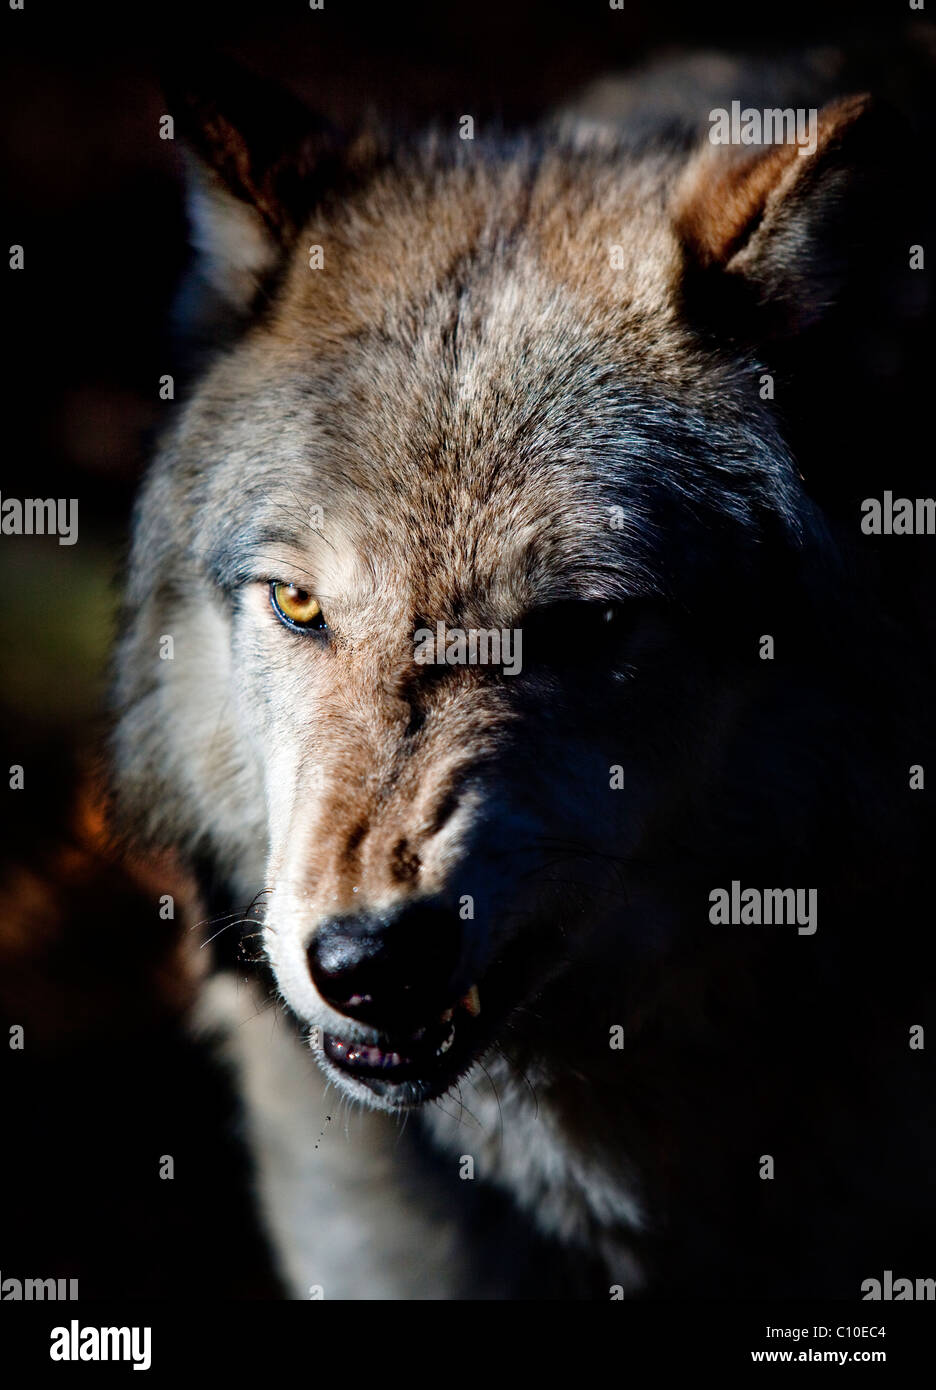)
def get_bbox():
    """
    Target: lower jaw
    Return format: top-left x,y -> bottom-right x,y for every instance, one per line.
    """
318,989 -> 486,1107
319,1052 -> 475,1108
319,1028 -> 482,1109
335,1066 -> 457,1108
